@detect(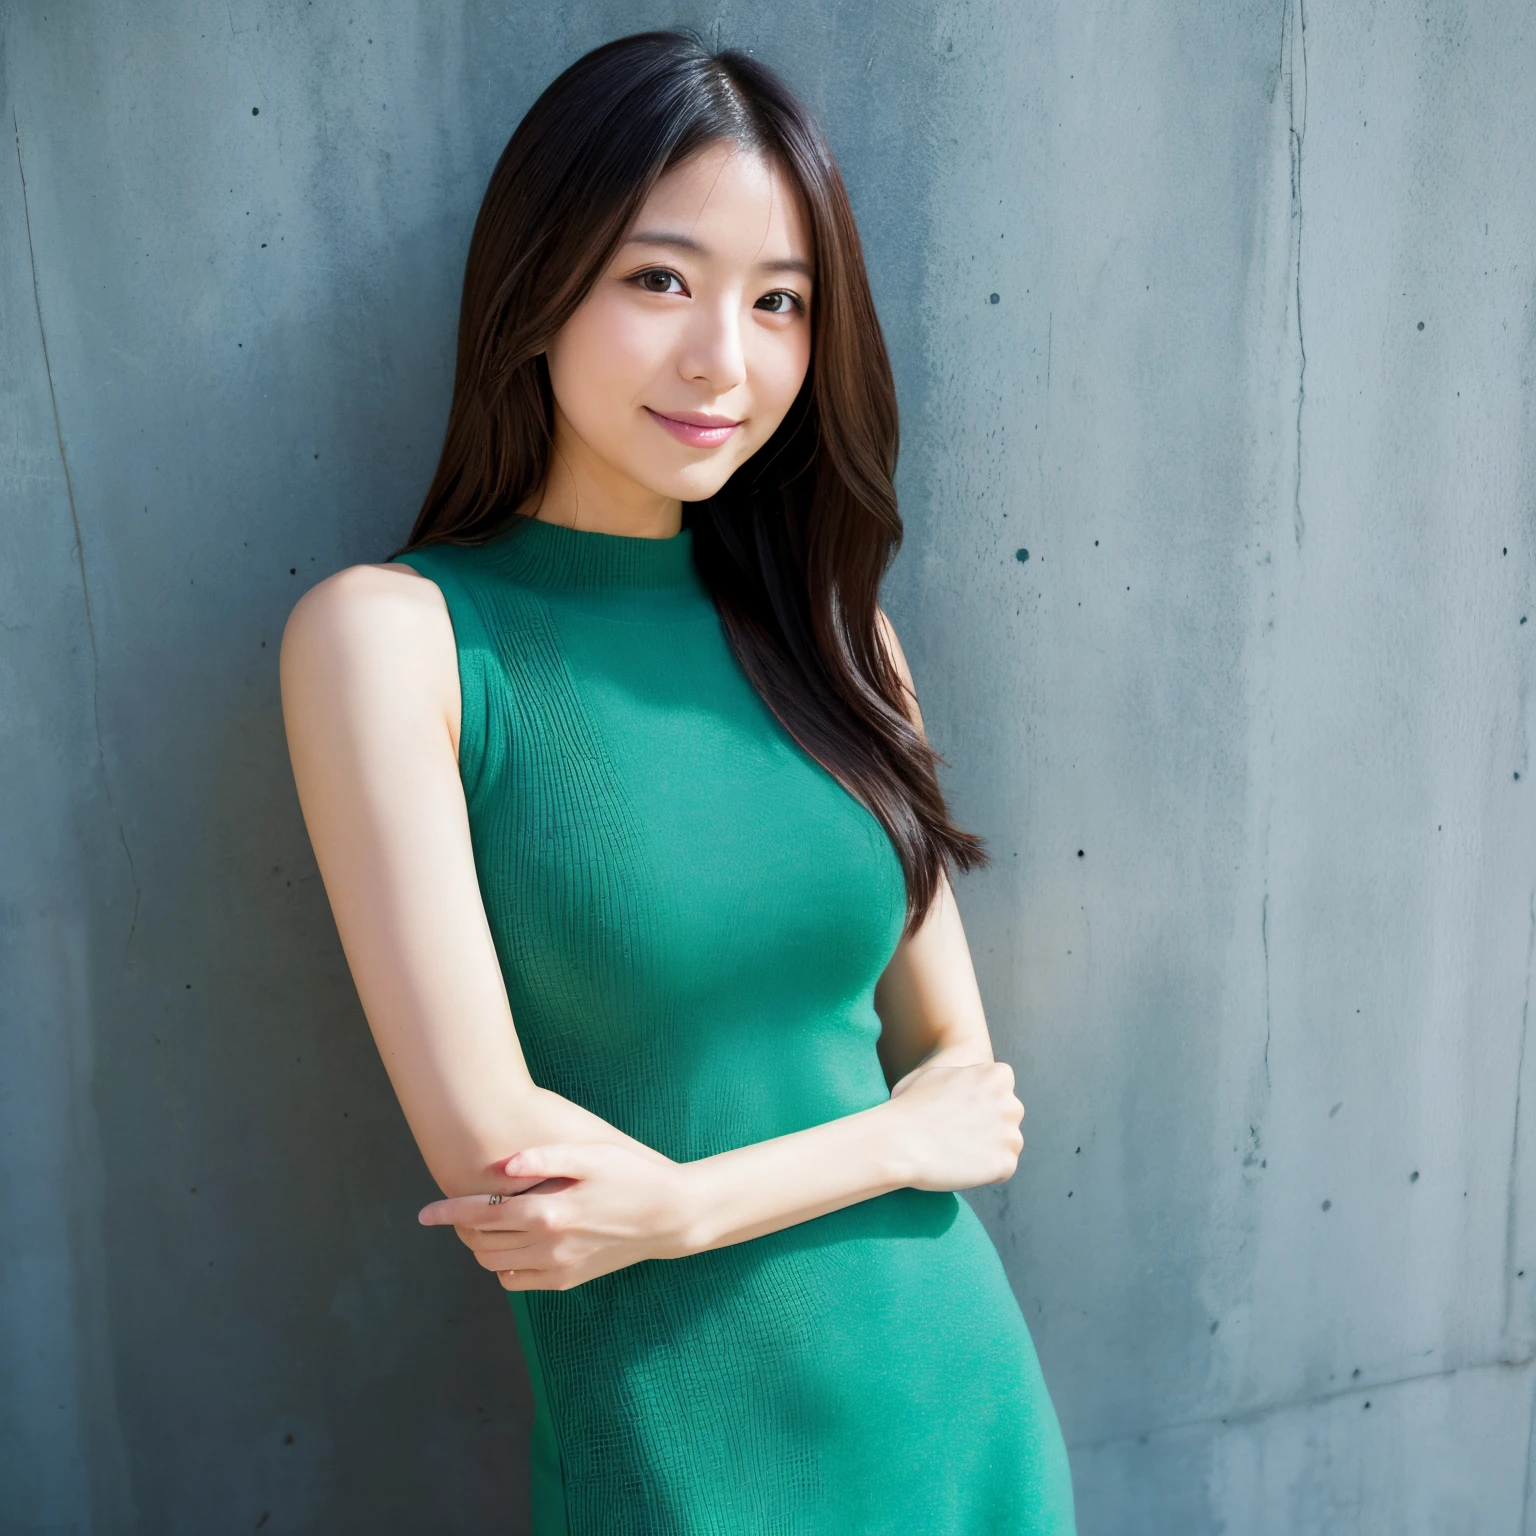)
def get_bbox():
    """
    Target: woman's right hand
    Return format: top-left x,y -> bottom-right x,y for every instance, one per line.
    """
419,1141 -> 701,1291
884,1059 -> 1025,1191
